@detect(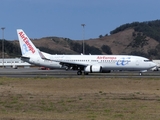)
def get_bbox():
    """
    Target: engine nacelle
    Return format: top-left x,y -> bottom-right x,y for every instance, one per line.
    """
84,65 -> 102,73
